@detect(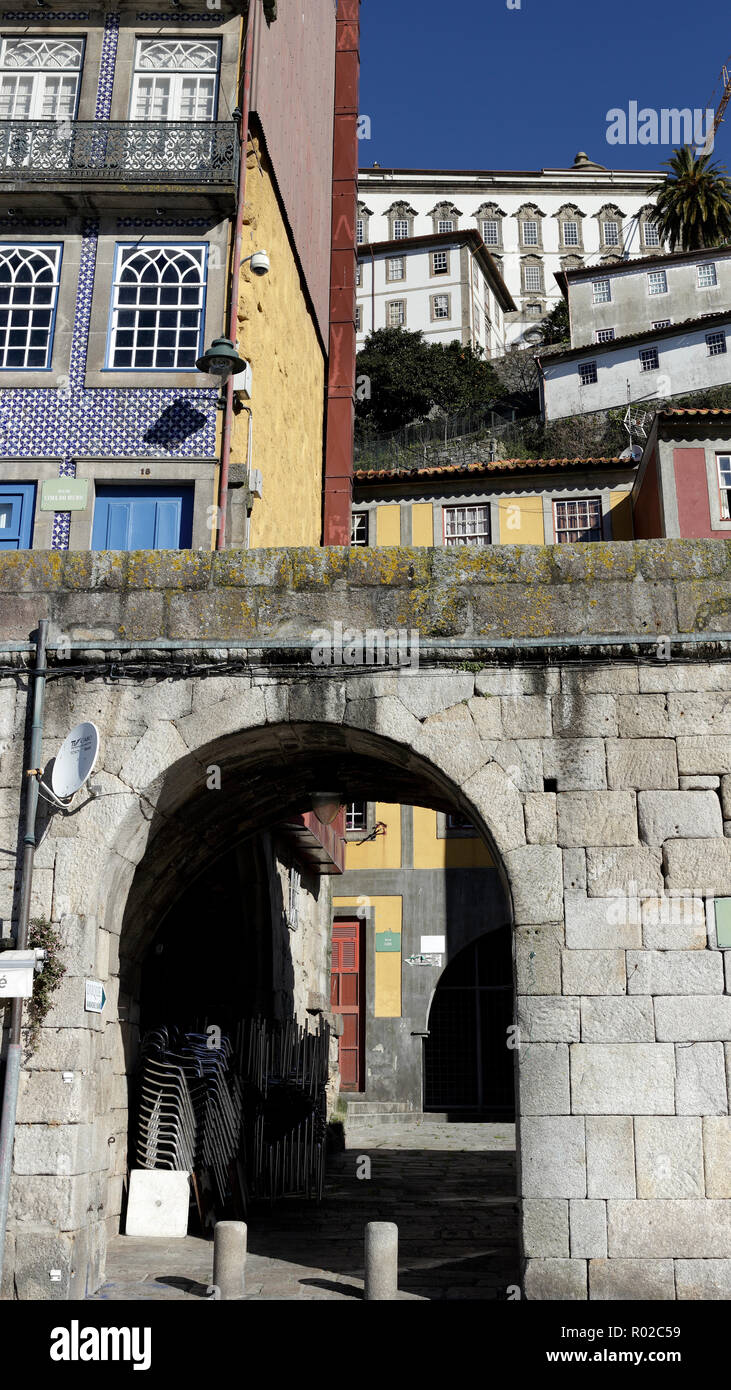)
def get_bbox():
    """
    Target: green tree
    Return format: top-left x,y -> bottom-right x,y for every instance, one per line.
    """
355,328 -> 503,435
536,298 -> 570,346
650,146 -> 731,251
